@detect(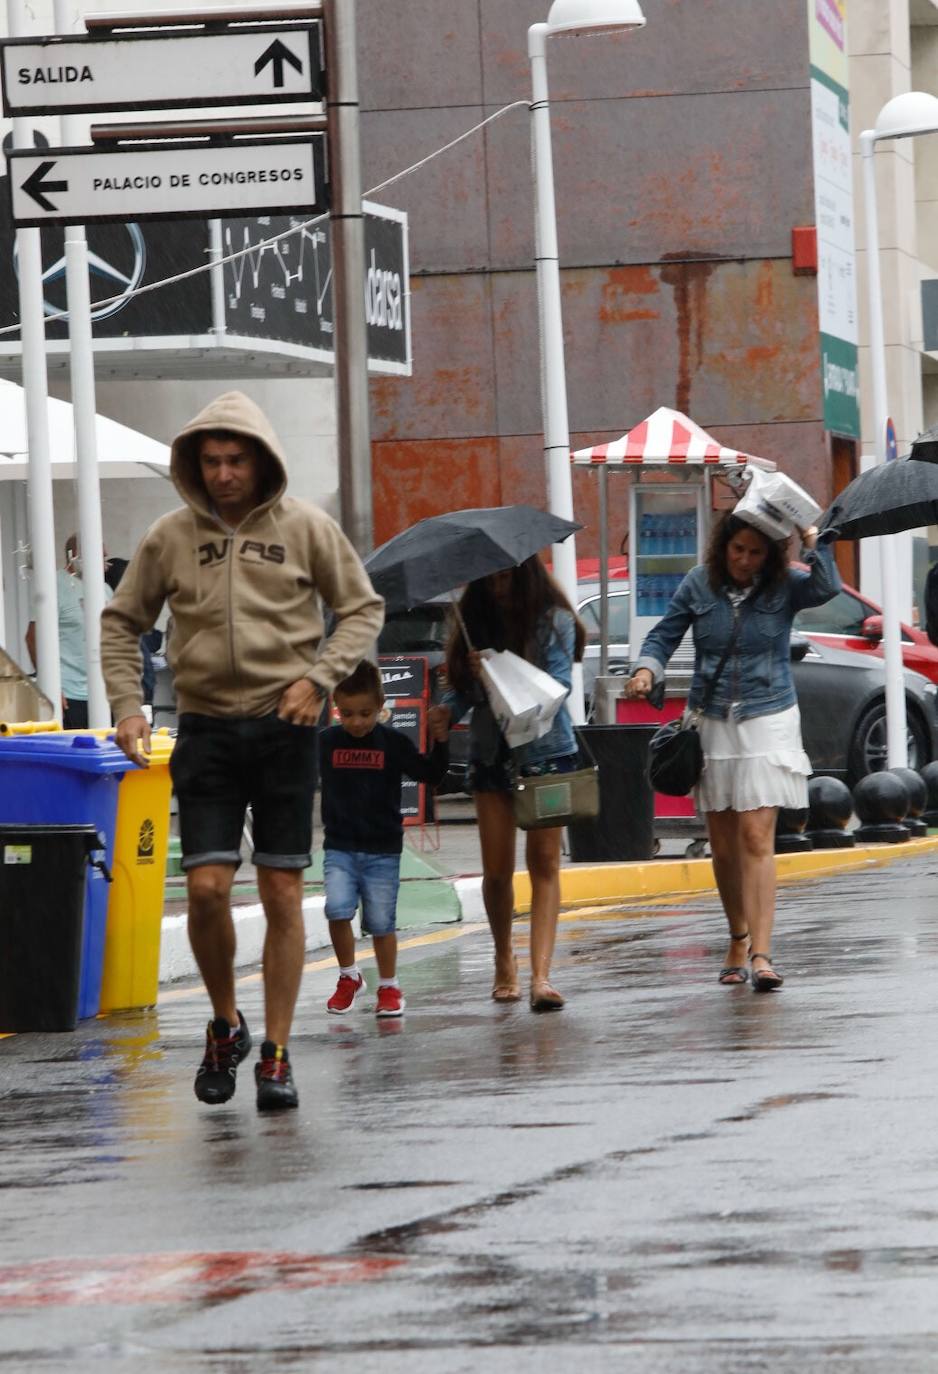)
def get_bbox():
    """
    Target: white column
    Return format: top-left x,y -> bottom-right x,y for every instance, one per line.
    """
54,0 -> 108,728
861,131 -> 907,768
529,22 -> 584,722
8,0 -> 61,718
